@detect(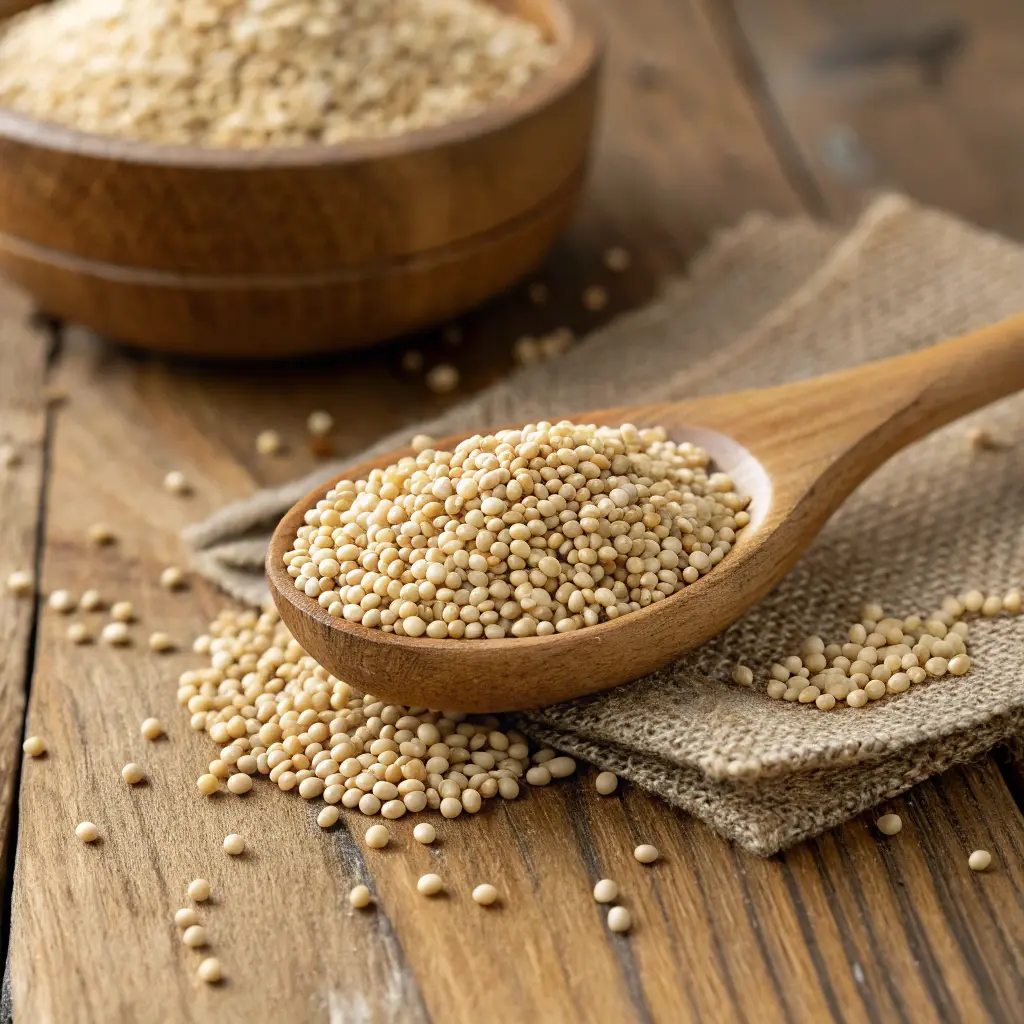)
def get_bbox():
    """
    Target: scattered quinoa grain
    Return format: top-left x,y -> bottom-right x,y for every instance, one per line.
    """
349,884 -> 372,909
223,834 -> 245,856
634,844 -> 659,864
472,883 -> 498,906
197,958 -> 222,984
121,763 -> 144,784
425,364 -> 460,394
140,718 -> 164,740
582,285 -> 608,311
417,873 -> 444,896
149,632 -> 174,652
595,771 -> 619,795
307,410 -> 334,437
603,247 -> 631,272
410,434 -> 436,453
111,601 -> 134,622
948,654 -> 972,676
1004,590 -> 1022,614
6,570 -> 32,596
968,849 -> 992,871
79,589 -> 102,611
256,430 -> 283,456
365,824 -> 390,849
48,589 -> 75,613
182,925 -> 207,948
227,773 -> 253,795
732,665 -> 754,687
401,350 -> 424,374
66,622 -> 90,644
160,566 -> 186,590
413,823 -> 437,844
607,906 -> 632,933
593,879 -> 619,903
75,821 -> 98,842
22,736 -> 46,757
86,523 -> 115,546
197,774 -> 220,796
163,471 -> 190,495
175,908 -> 199,929
317,805 -> 340,828
981,595 -> 1003,617
876,813 -> 902,836
187,879 -> 211,902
